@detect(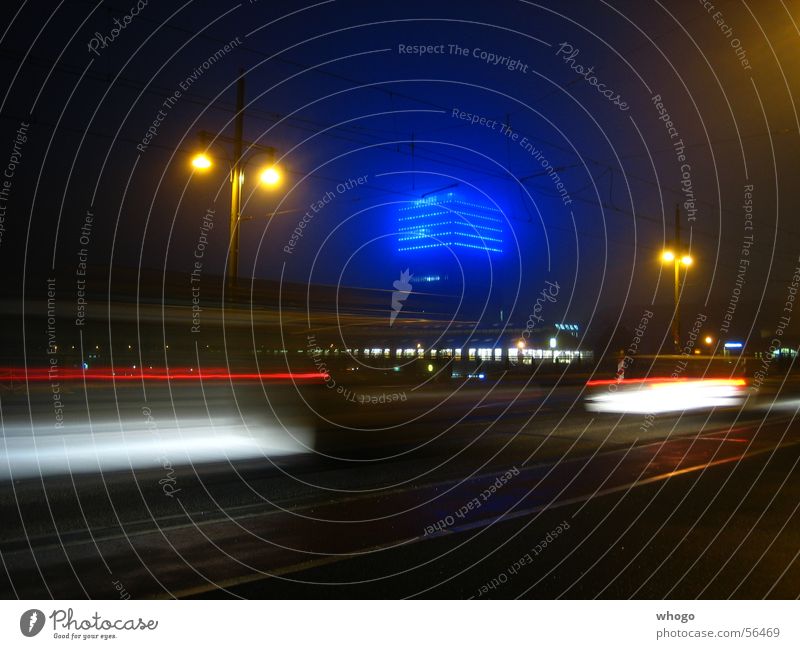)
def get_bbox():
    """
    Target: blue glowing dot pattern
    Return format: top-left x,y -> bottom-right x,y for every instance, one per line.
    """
397,192 -> 504,254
